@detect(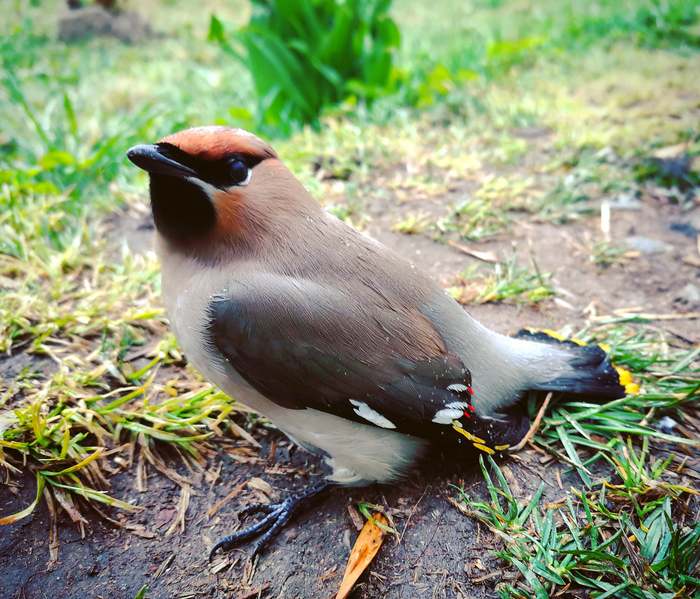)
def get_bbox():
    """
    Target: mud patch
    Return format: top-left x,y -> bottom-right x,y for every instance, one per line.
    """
58,6 -> 154,44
